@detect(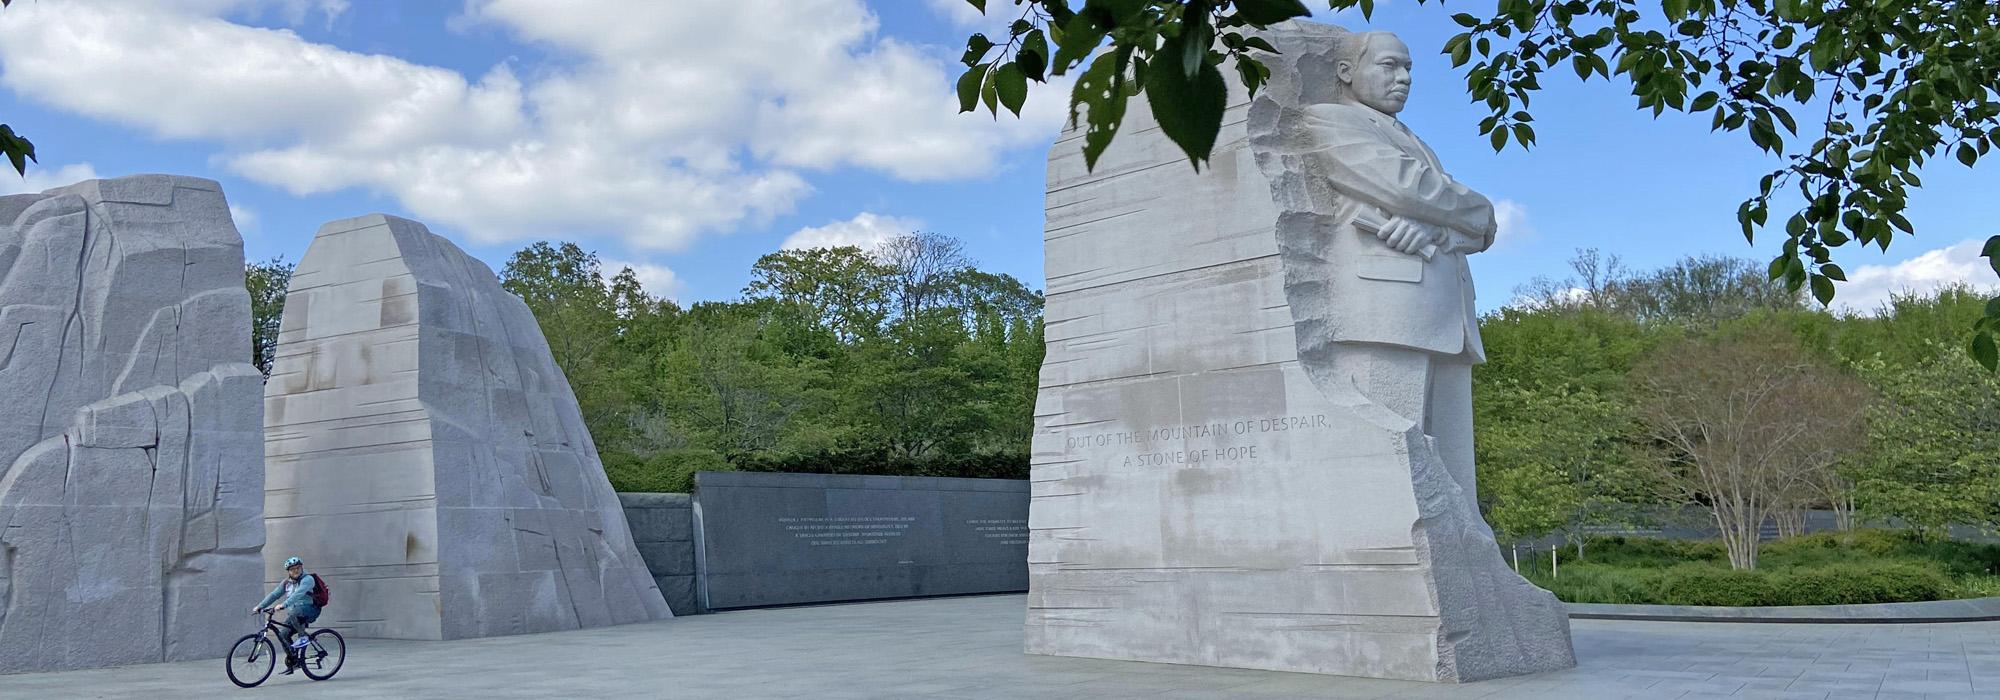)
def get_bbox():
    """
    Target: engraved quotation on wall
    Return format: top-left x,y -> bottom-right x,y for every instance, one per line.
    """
1062,414 -> 1333,467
